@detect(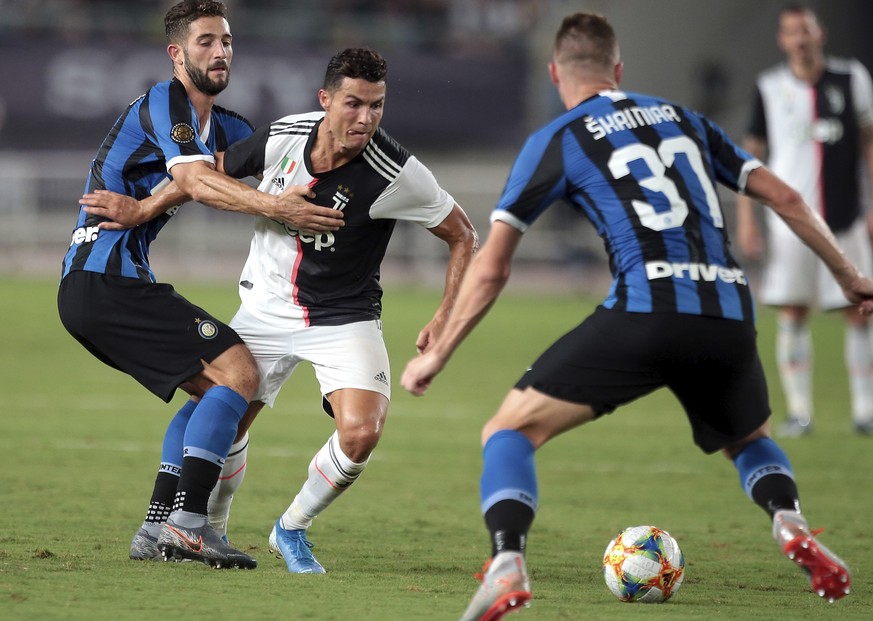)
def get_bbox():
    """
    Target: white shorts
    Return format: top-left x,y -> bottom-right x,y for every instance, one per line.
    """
760,213 -> 873,311
230,304 -> 391,408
